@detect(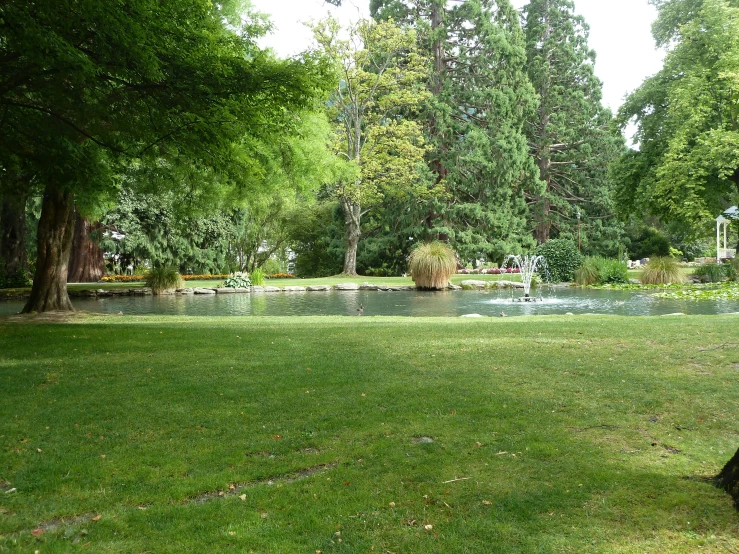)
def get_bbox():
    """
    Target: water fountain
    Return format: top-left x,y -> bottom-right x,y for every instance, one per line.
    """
502,254 -> 546,302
